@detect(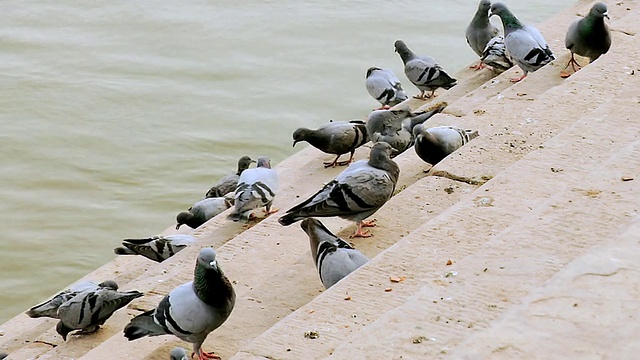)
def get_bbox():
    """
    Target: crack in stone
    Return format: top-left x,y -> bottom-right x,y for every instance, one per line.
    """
33,340 -> 57,348
428,169 -> 489,186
